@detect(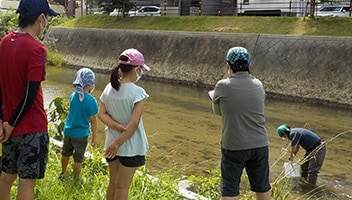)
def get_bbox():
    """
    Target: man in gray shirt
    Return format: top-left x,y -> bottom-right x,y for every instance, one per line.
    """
211,46 -> 271,200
